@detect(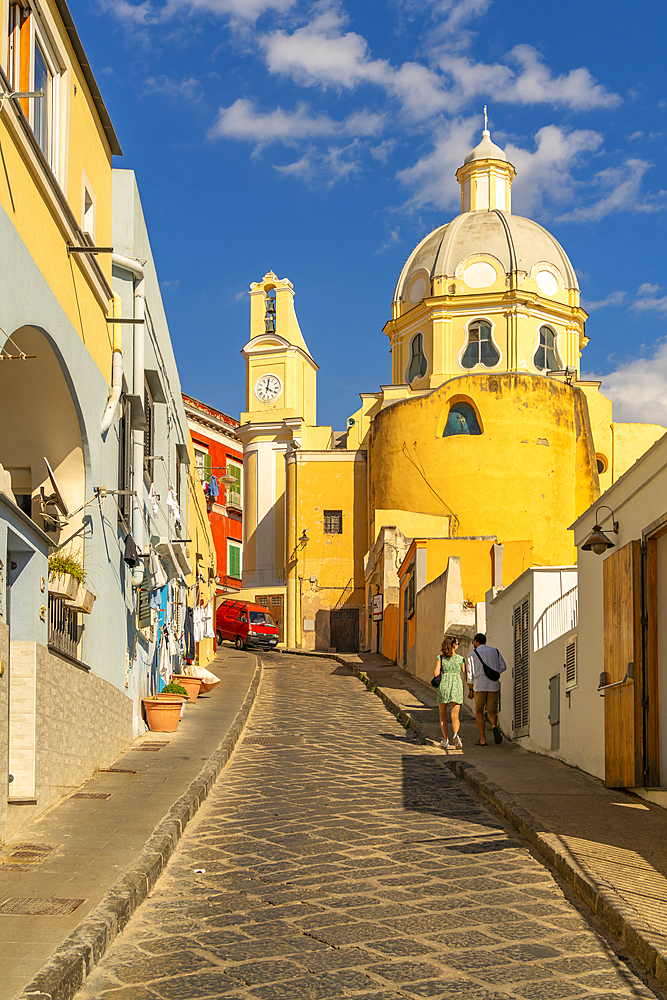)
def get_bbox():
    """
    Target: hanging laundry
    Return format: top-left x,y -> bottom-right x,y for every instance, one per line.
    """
184,606 -> 195,660
194,604 -> 204,644
147,550 -> 168,591
158,626 -> 170,688
149,483 -> 160,516
208,476 -> 219,500
123,533 -> 142,568
203,602 -> 215,639
167,485 -> 182,525
149,588 -> 161,610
